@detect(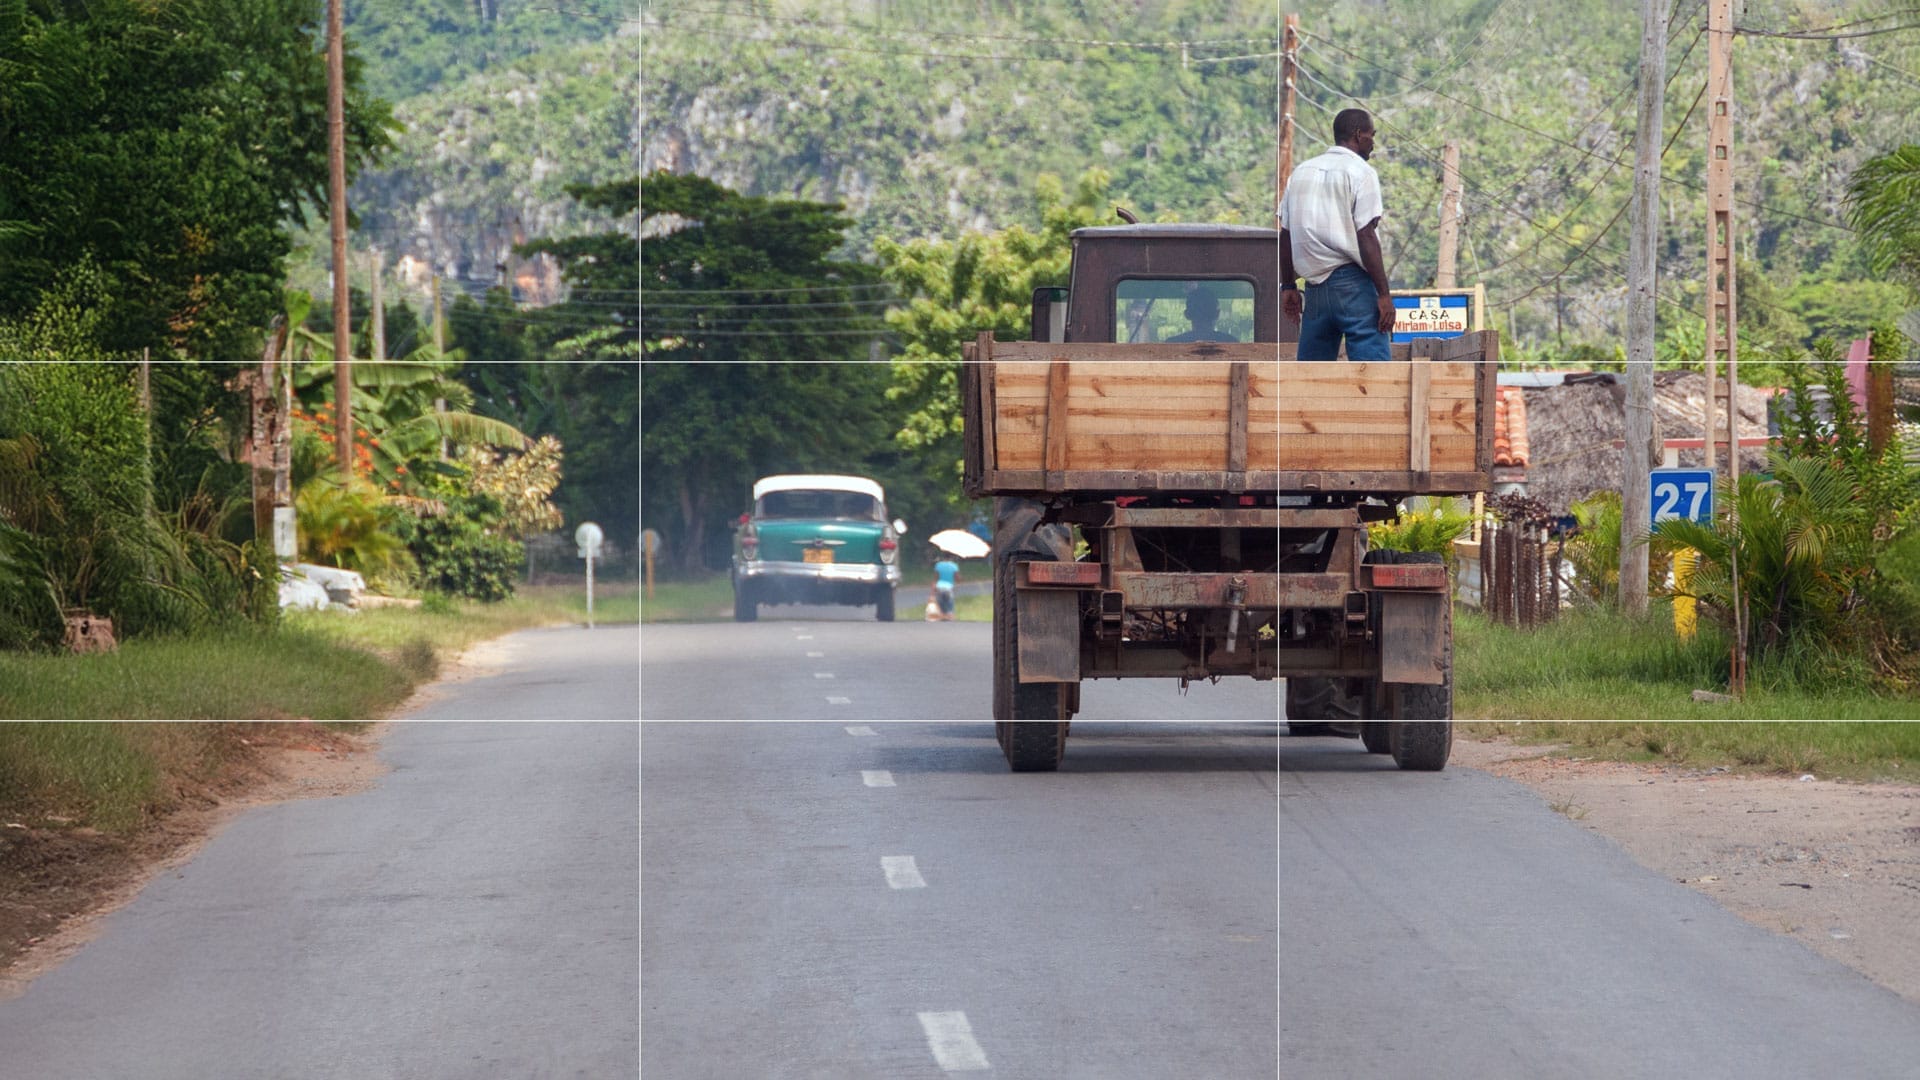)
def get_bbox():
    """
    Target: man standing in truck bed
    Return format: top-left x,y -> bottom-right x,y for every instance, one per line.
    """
1277,107 -> 1396,360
